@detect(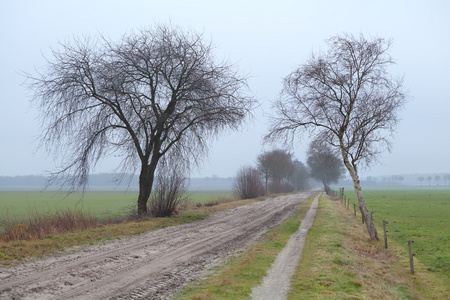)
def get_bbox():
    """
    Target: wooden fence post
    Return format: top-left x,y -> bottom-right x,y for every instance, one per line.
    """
347,198 -> 349,210
383,220 -> 388,249
408,240 -> 415,274
353,204 -> 356,216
